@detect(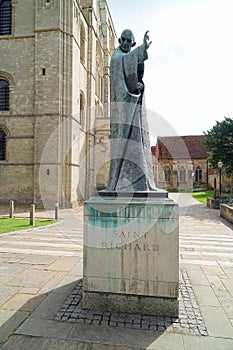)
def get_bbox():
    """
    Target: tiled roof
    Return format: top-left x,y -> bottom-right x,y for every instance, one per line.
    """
155,135 -> 208,160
